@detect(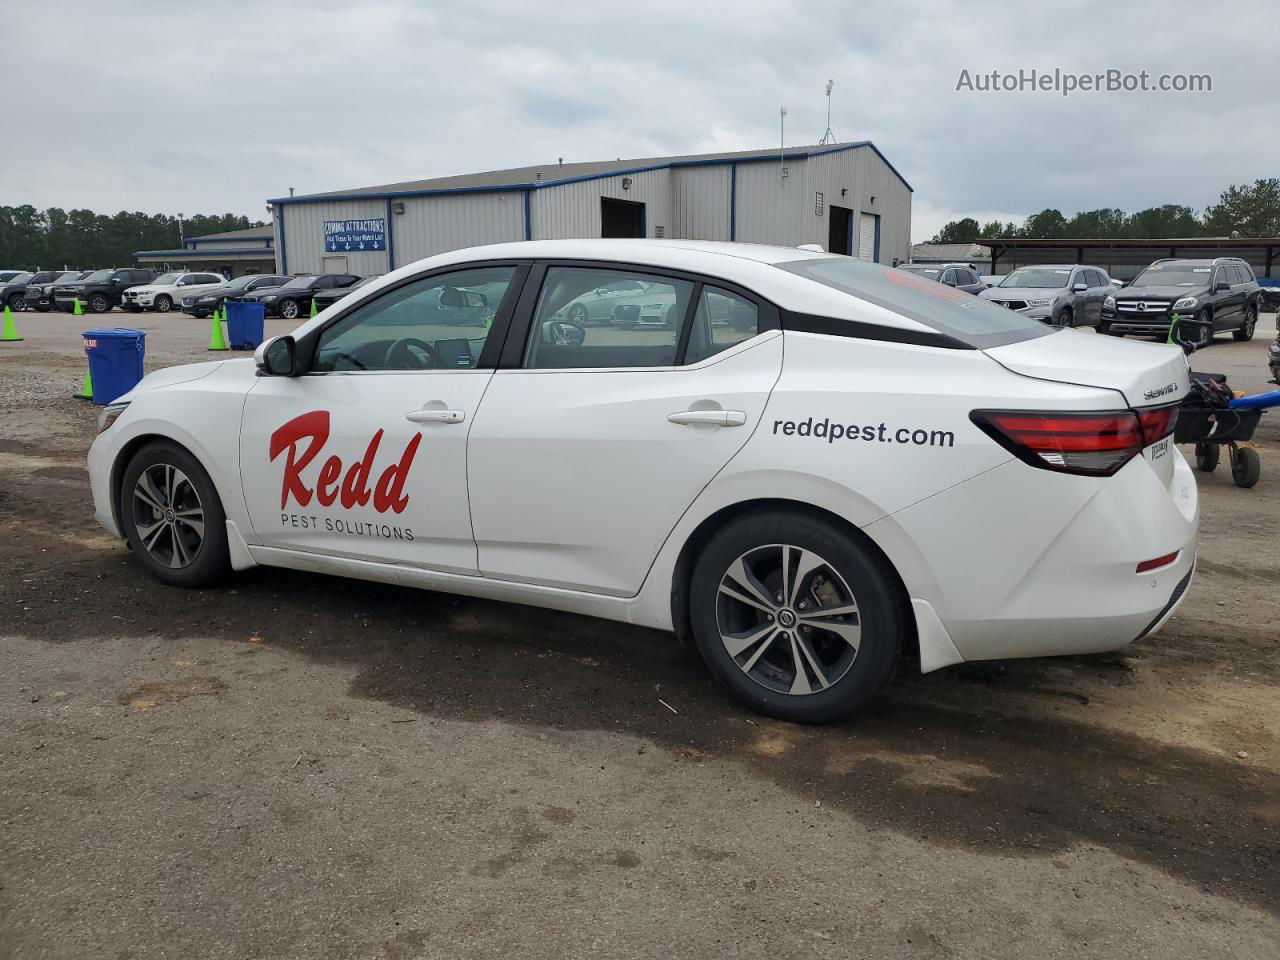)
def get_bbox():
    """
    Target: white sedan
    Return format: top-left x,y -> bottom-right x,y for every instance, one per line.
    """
88,239 -> 1198,723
